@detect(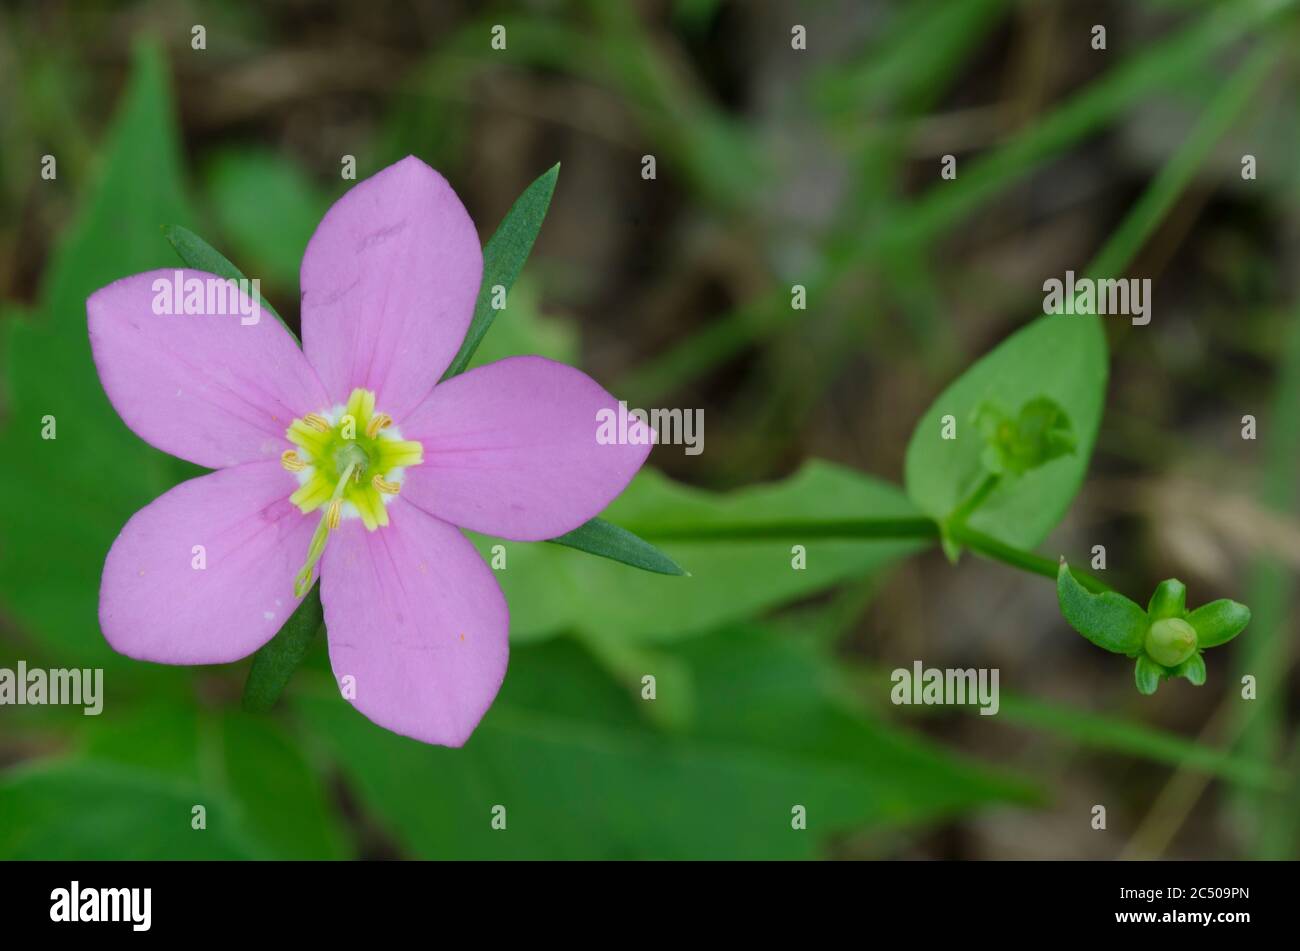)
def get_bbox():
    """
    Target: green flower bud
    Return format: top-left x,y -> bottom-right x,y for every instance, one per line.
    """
1055,566 -> 1250,695
1145,617 -> 1198,668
